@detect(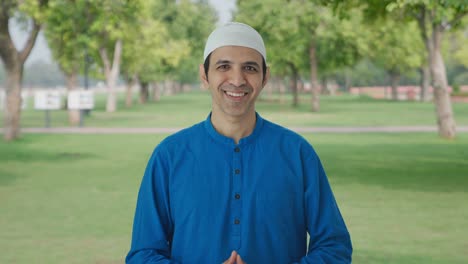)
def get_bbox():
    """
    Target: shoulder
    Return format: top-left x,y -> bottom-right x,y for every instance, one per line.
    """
152,120 -> 205,155
261,118 -> 318,158
262,118 -> 310,145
